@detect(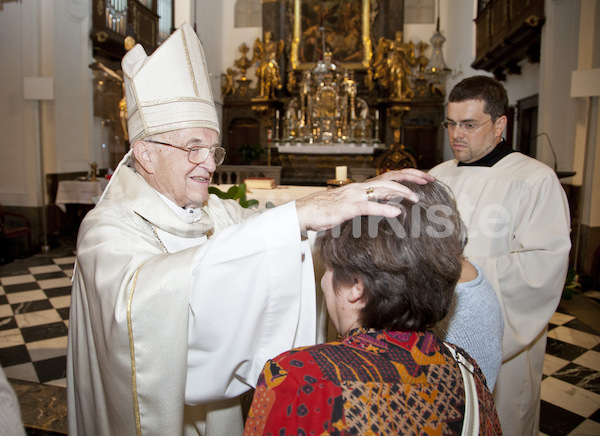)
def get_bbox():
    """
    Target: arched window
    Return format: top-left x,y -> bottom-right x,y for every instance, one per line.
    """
235,0 -> 262,28
405,0 -> 435,24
